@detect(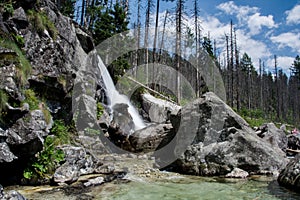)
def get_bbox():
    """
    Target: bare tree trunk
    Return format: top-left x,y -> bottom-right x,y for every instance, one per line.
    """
175,0 -> 183,103
230,20 -> 234,108
234,28 -> 240,111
